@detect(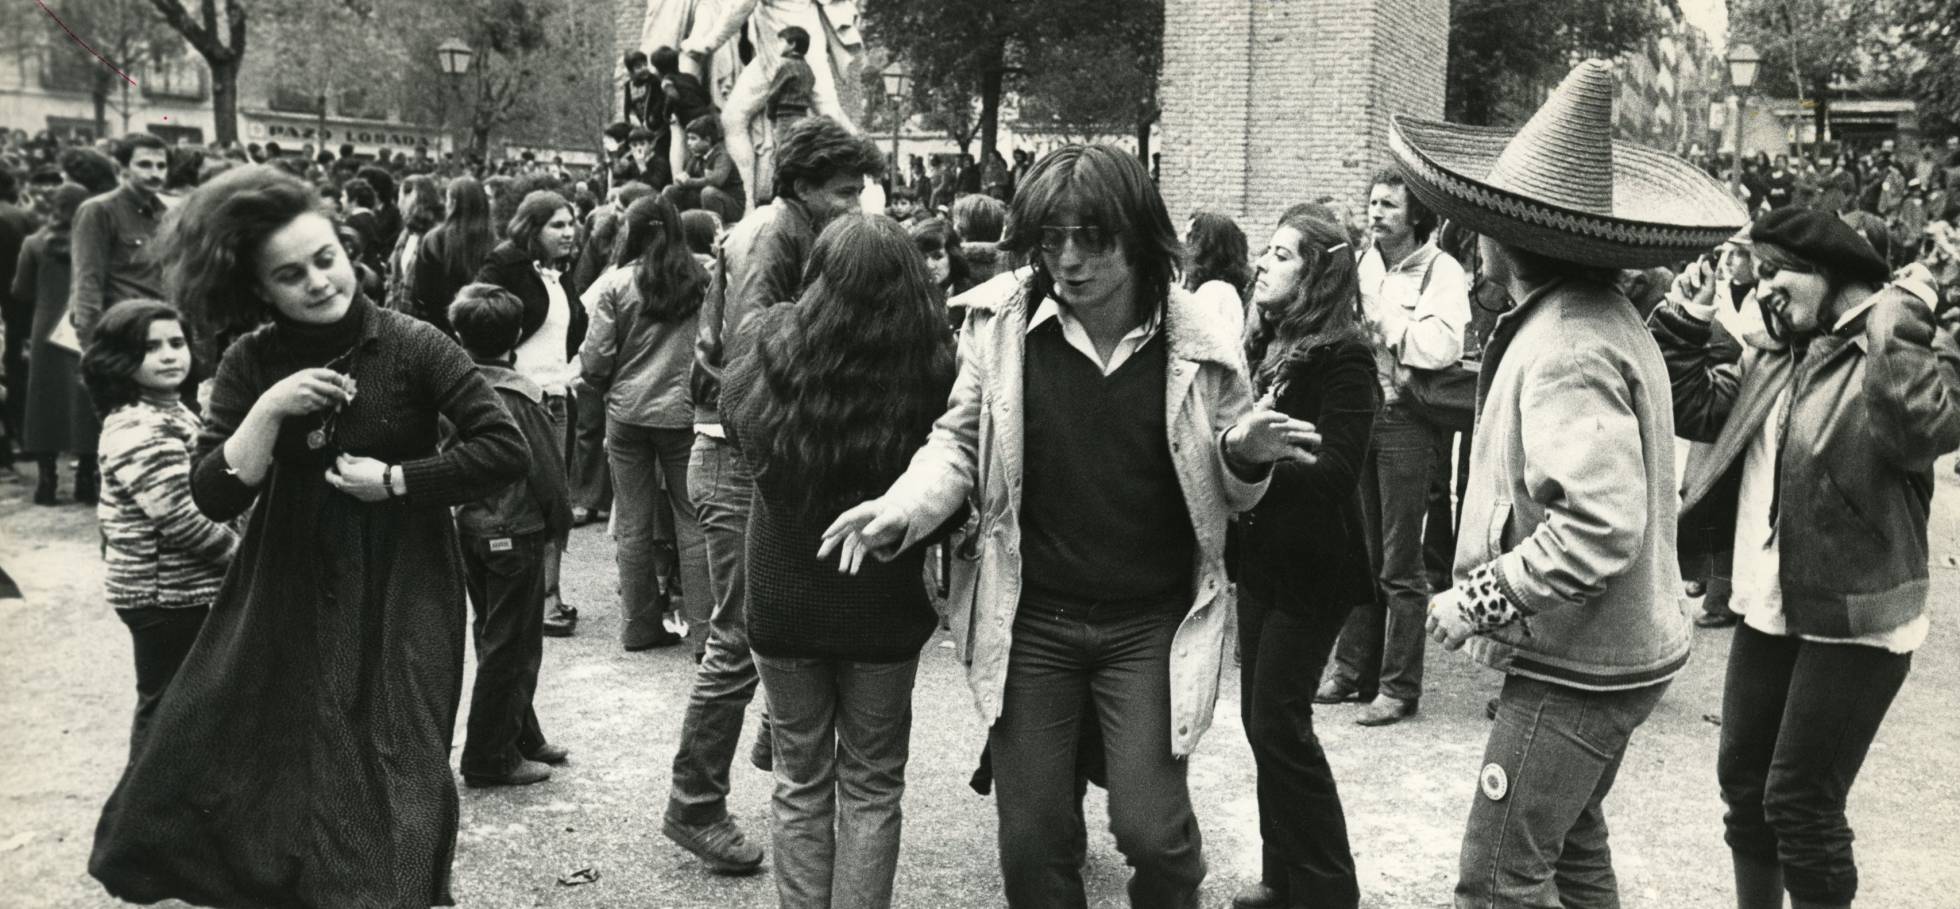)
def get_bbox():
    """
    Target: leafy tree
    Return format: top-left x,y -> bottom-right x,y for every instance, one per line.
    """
34,0 -> 177,137
1730,0 -> 1886,146
1886,0 -> 1960,137
1446,0 -> 1665,126
1013,0 -> 1162,157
